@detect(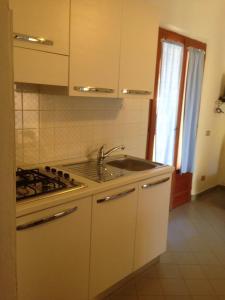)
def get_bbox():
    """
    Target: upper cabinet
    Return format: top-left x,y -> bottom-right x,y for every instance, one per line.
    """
11,0 -> 159,96
69,0 -> 122,98
11,0 -> 70,86
119,0 -> 159,98
11,0 -> 70,55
